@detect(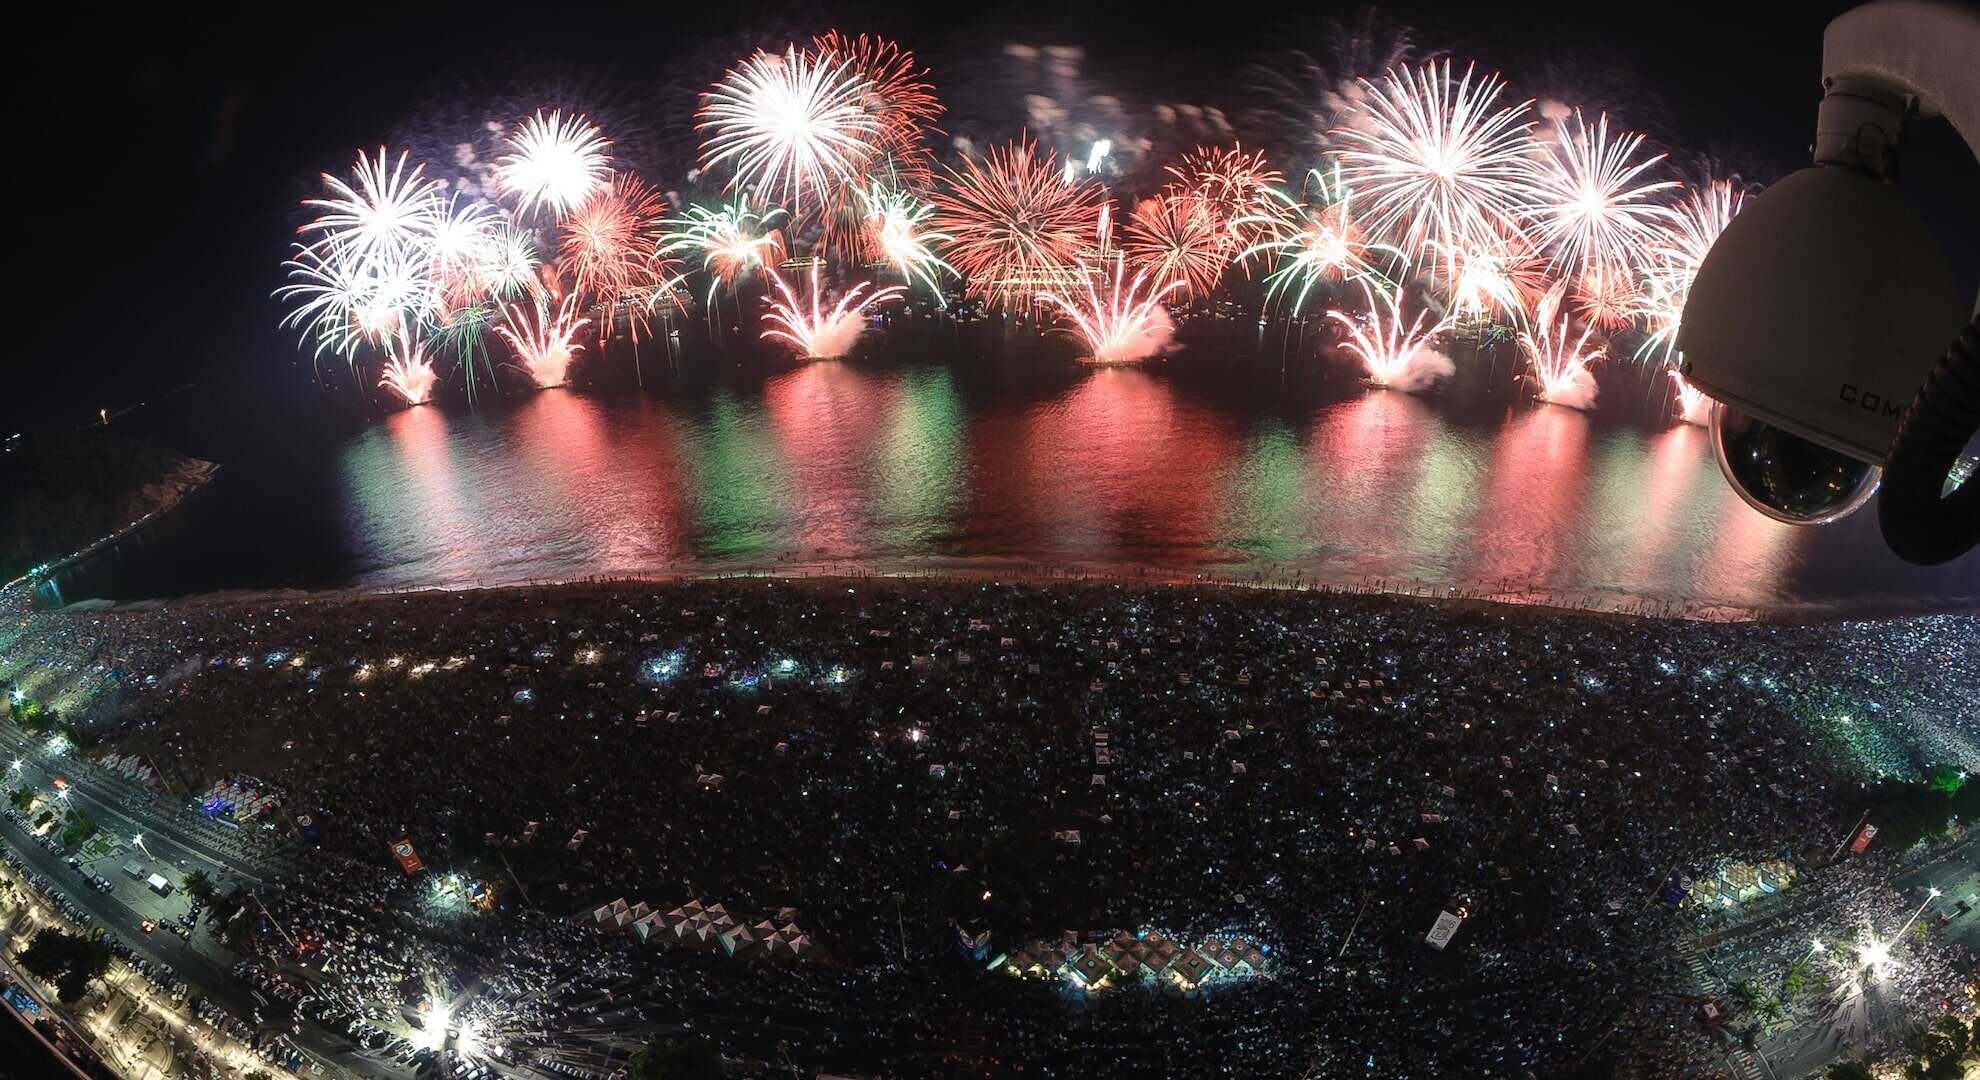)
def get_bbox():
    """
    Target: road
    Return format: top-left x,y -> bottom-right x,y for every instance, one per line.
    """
1729,832 -> 1980,1078
0,739 -> 420,1078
